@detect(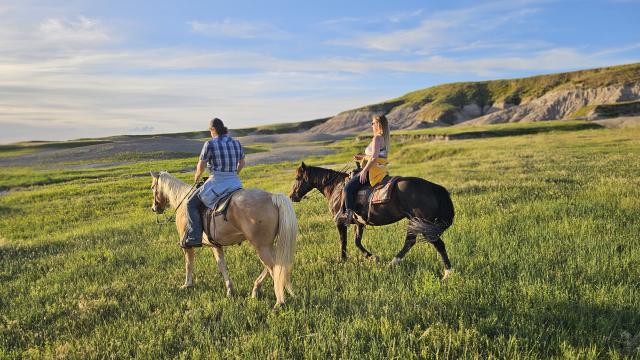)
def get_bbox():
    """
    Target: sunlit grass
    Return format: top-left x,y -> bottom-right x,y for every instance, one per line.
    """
0,125 -> 639,358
